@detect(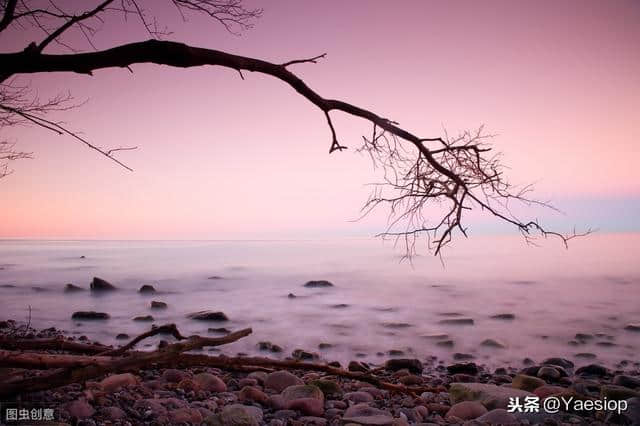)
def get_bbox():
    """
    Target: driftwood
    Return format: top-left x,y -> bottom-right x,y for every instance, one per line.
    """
0,323 -> 443,398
